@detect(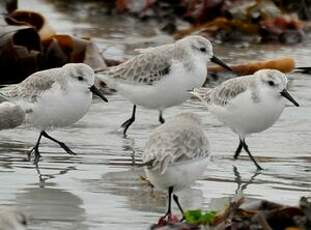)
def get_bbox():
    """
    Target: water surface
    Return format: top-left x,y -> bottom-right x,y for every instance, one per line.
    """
1,1 -> 310,229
